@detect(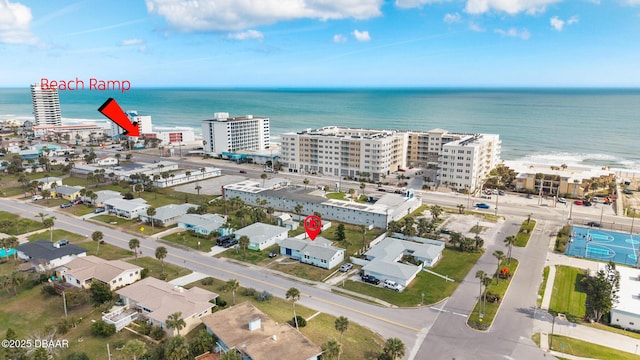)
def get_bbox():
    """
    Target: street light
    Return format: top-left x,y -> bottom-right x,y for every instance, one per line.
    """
631,210 -> 636,235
